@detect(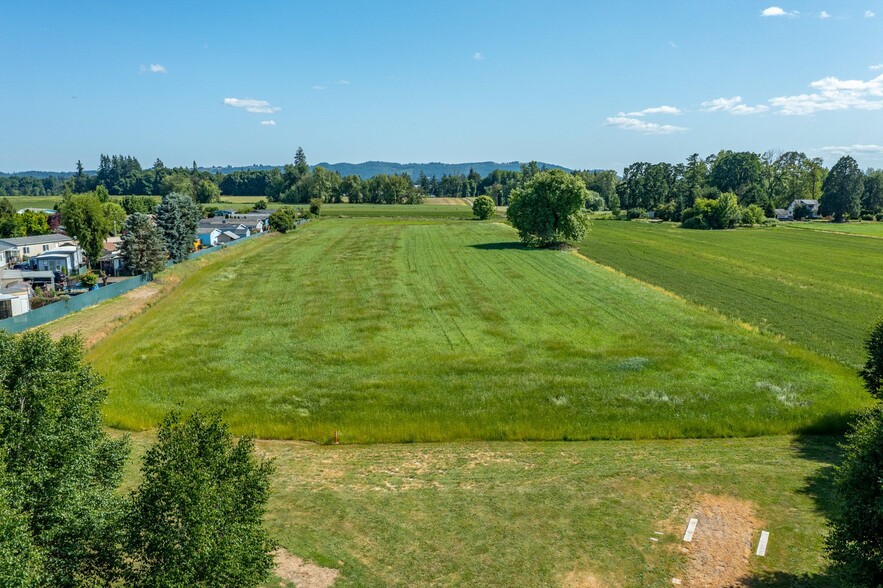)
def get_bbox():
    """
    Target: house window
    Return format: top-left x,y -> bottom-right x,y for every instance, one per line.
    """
0,300 -> 11,320
43,244 -> 50,251
23,246 -> 29,254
